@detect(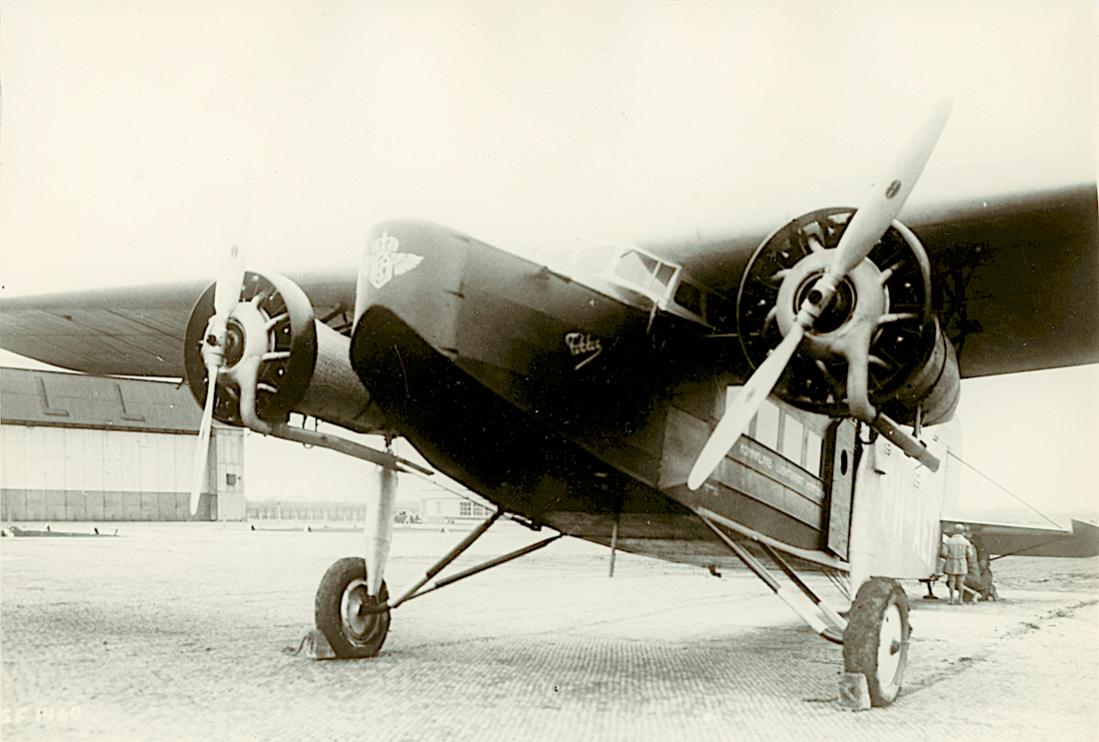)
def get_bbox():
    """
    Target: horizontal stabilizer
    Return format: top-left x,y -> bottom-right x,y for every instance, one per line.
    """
947,518 -> 1099,559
